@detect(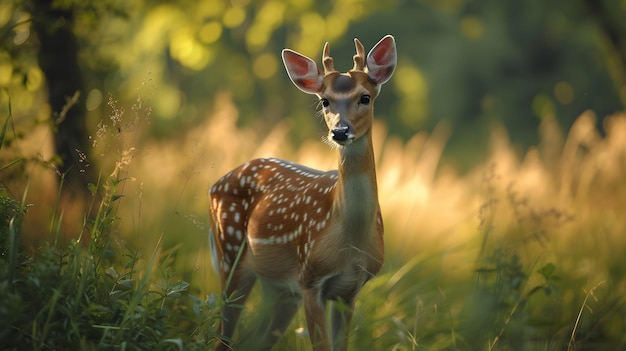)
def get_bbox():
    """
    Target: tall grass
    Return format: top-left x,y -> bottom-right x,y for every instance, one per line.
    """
2,88 -> 626,350
0,94 -> 223,350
